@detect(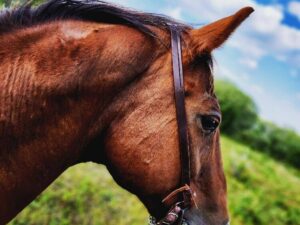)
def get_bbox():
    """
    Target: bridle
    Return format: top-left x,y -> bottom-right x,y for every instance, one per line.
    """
149,27 -> 194,225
